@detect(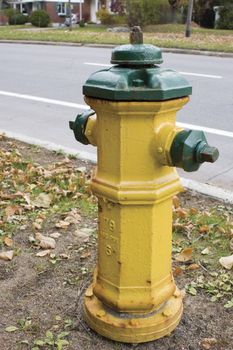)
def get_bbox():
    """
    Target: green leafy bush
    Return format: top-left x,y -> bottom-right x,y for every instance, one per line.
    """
4,8 -> 17,18
126,0 -> 171,27
9,13 -> 28,25
30,10 -> 50,27
96,8 -> 126,25
5,8 -> 28,25
79,19 -> 85,27
217,5 -> 233,29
